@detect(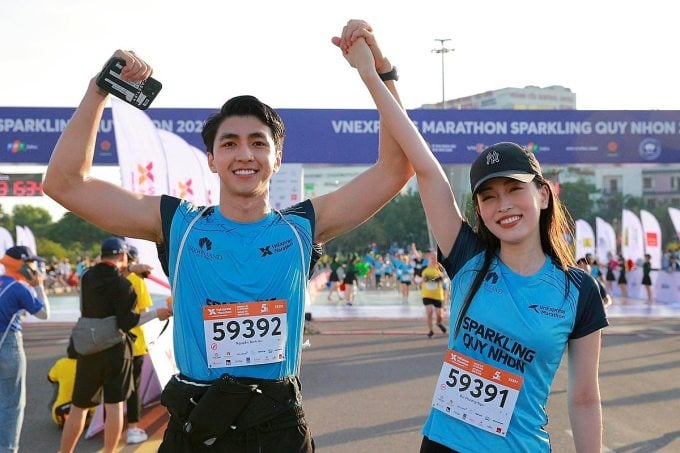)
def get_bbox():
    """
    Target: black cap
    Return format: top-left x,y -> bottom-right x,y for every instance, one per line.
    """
100,237 -> 128,256
5,245 -> 43,262
470,142 -> 542,193
127,245 -> 139,261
